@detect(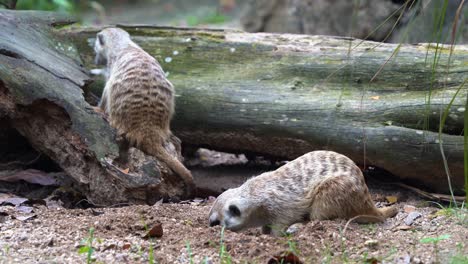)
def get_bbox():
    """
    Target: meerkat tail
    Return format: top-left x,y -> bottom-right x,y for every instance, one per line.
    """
353,206 -> 398,223
152,146 -> 195,194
